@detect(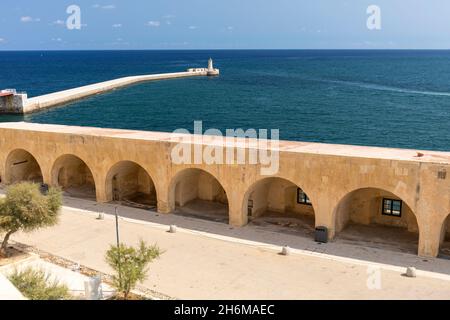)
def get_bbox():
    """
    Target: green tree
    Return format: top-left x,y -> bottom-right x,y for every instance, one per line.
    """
105,240 -> 161,300
0,182 -> 62,257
